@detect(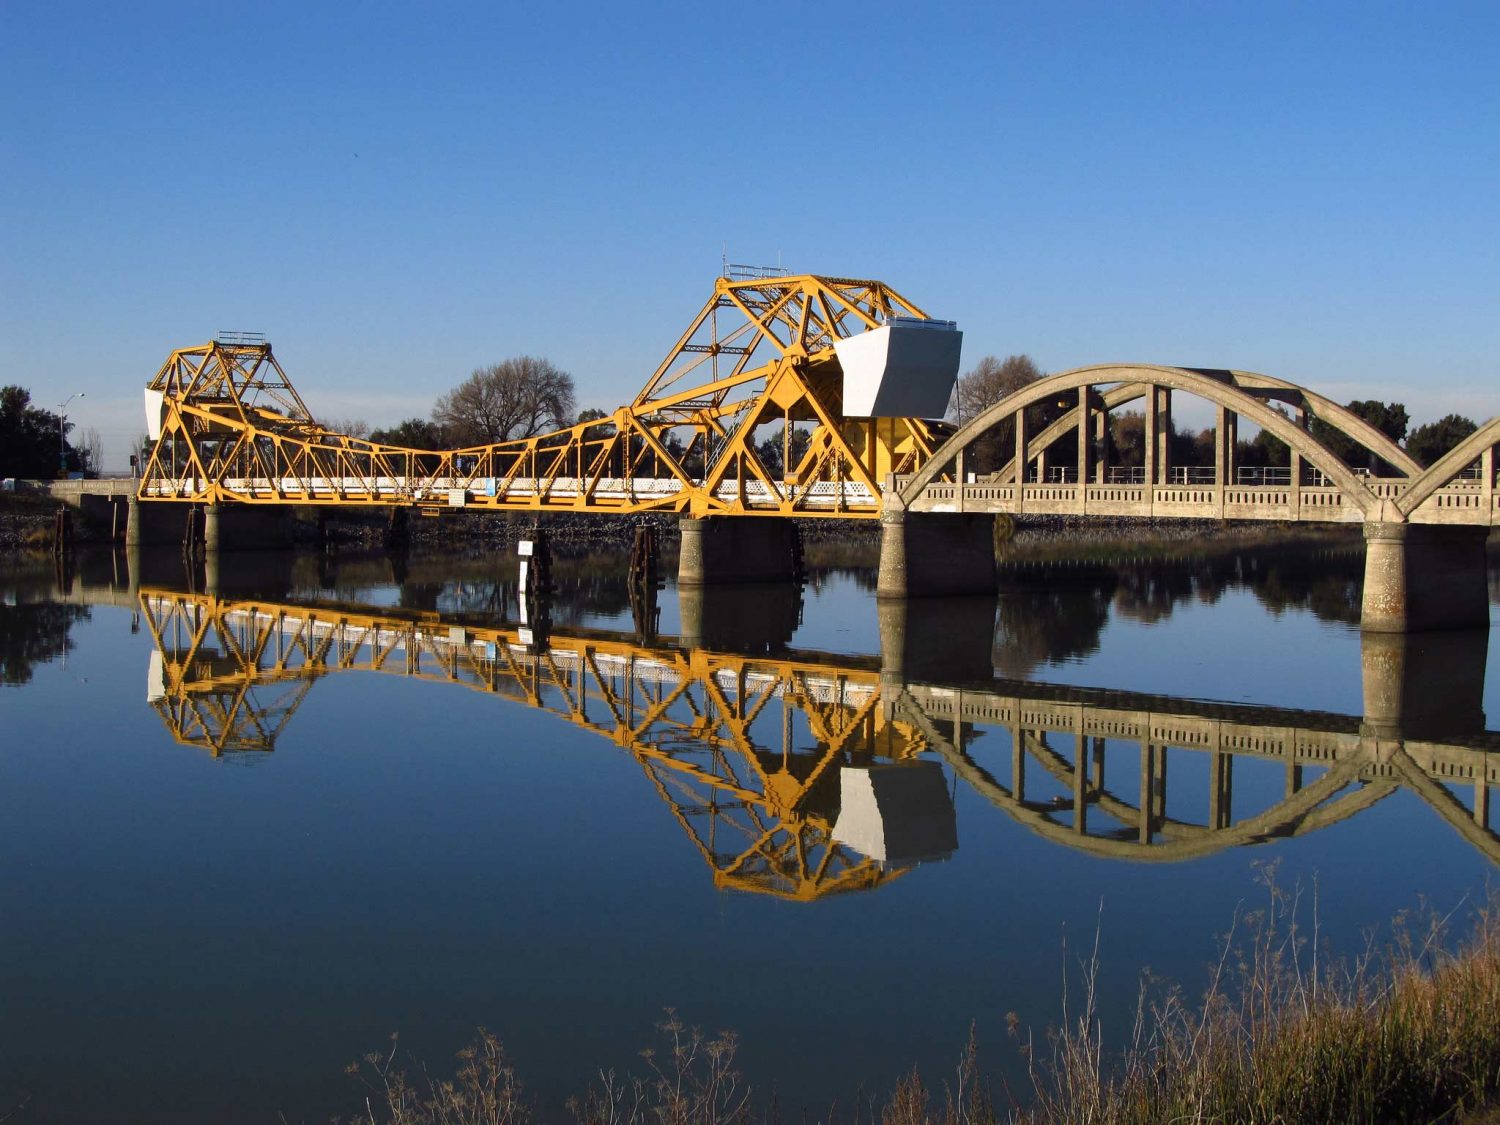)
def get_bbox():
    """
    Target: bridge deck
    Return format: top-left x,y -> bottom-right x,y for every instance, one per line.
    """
139,475 -> 880,513
133,473 -> 1500,525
